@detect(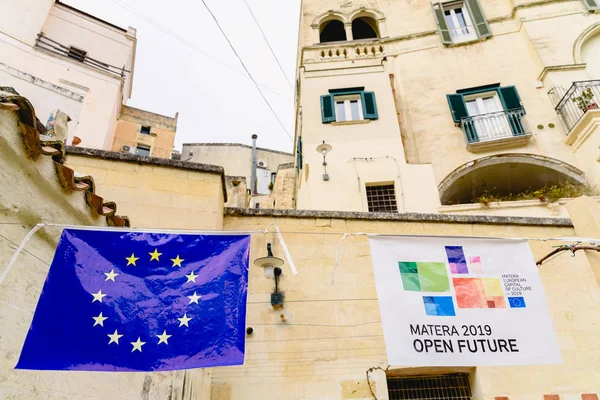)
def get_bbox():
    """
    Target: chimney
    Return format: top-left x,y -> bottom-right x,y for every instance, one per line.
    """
250,134 -> 258,195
